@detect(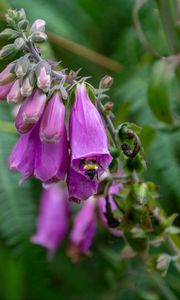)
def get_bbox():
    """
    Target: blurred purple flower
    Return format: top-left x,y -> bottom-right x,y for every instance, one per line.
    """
69,82 -> 112,178
68,197 -> 97,261
98,182 -> 123,236
40,92 -> 65,144
31,184 -> 70,259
